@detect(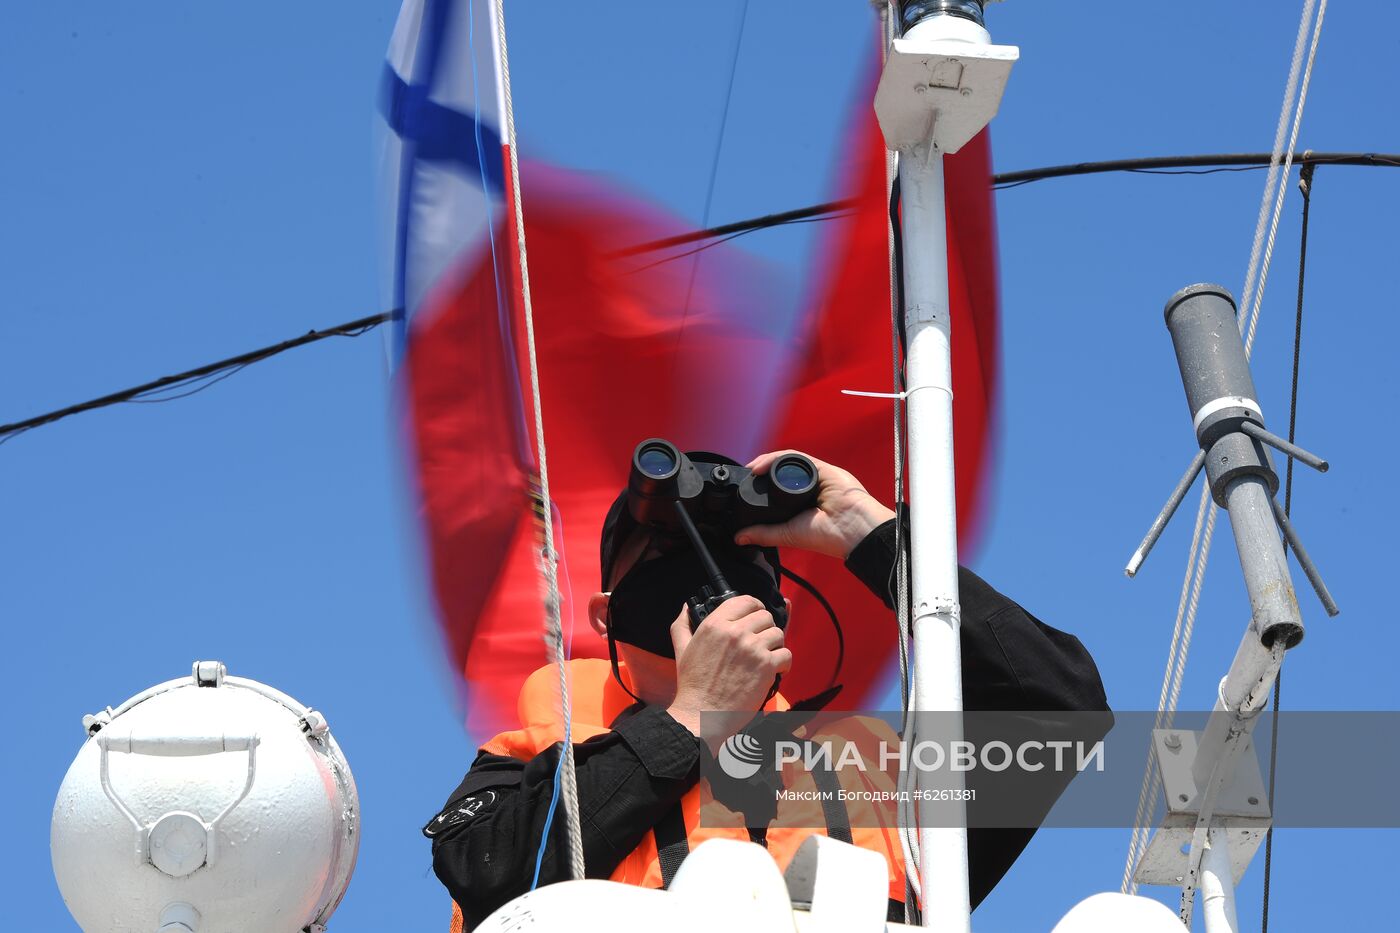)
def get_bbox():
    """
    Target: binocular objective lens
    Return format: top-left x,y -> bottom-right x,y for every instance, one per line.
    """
638,447 -> 677,478
774,461 -> 815,492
